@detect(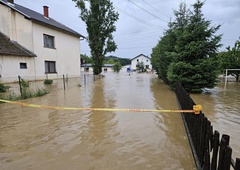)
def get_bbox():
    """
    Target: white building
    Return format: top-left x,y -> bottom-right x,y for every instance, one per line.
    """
0,0 -> 84,83
131,54 -> 152,71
